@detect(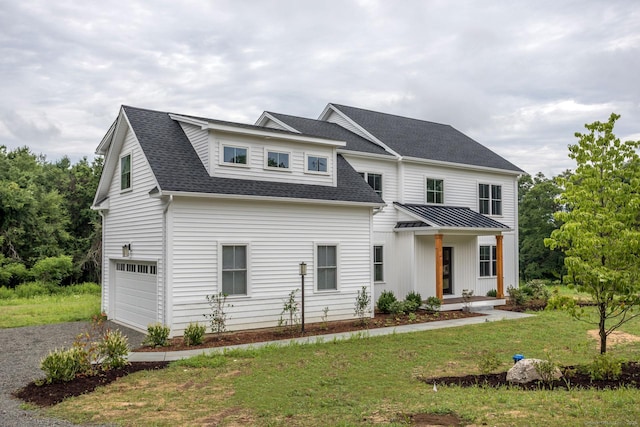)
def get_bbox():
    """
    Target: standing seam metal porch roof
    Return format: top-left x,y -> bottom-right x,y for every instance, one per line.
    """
394,203 -> 510,229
